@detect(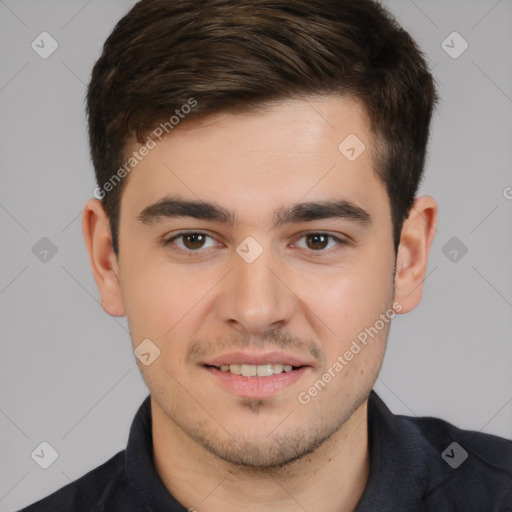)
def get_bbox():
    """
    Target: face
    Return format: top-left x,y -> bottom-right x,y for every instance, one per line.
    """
114,97 -> 398,468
